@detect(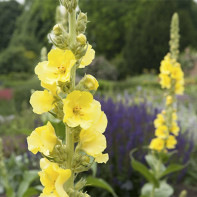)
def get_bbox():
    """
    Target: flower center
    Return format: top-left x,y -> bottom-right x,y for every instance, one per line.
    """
58,65 -> 66,74
73,106 -> 83,116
